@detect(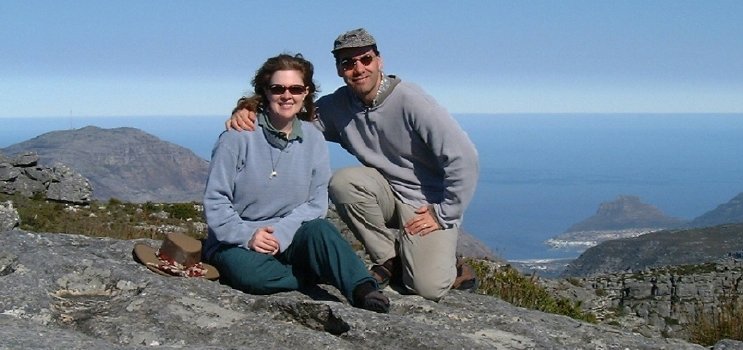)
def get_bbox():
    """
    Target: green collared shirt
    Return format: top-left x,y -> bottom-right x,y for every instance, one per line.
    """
258,112 -> 303,150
